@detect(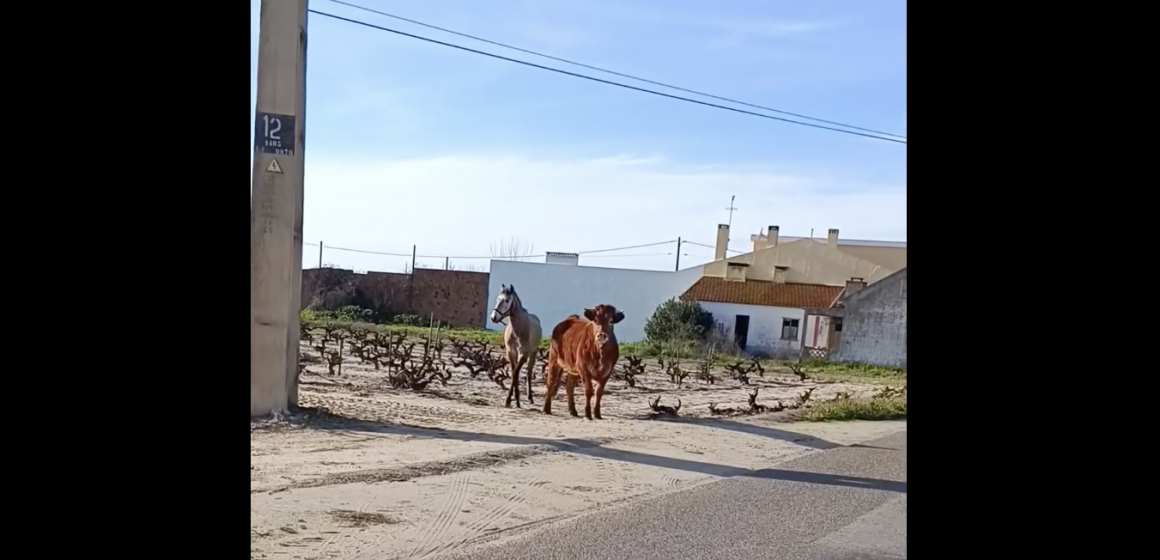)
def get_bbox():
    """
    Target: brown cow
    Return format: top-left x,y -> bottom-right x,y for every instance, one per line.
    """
542,304 -> 625,420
